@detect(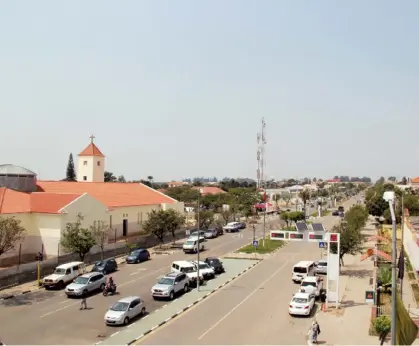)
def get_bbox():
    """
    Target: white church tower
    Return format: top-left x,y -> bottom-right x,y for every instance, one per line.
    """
77,135 -> 105,182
